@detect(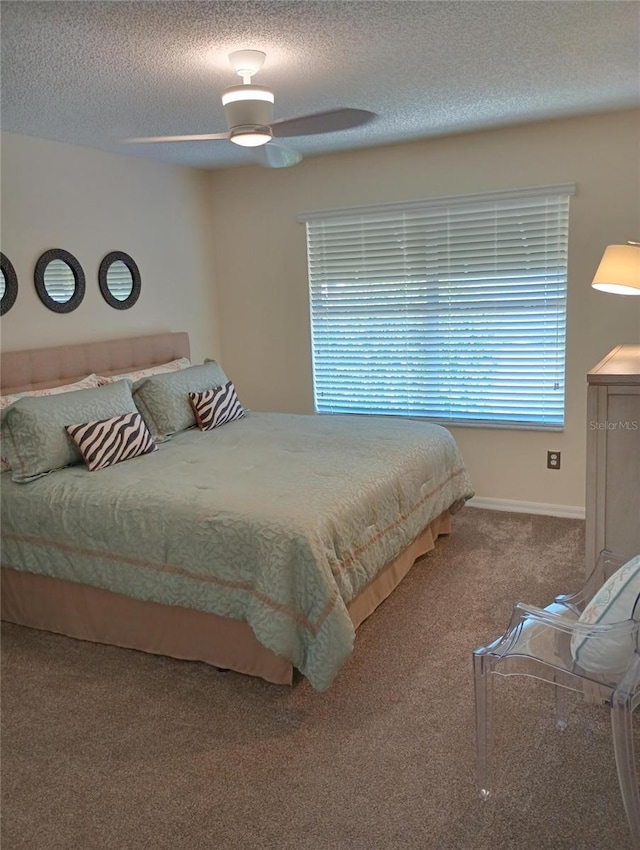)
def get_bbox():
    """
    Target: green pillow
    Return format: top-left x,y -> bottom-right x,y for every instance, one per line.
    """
133,359 -> 229,440
3,379 -> 138,483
